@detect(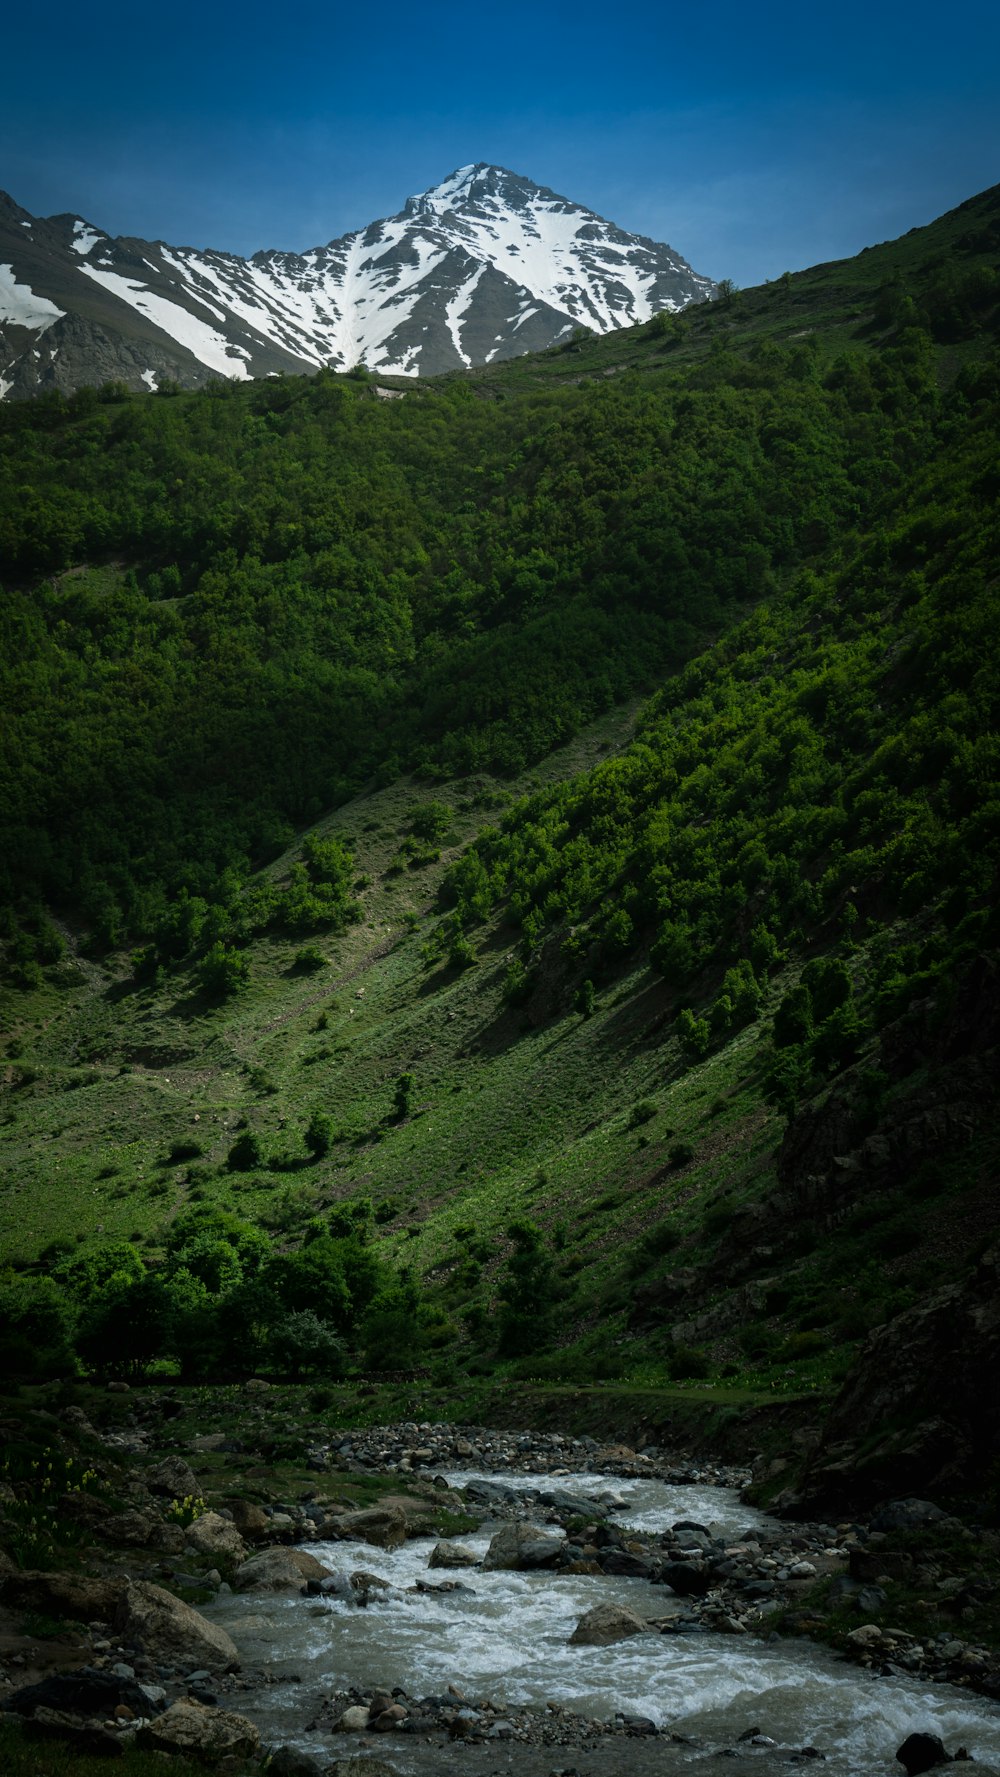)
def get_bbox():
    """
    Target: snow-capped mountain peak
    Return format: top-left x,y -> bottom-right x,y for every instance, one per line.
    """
0,167 -> 716,399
